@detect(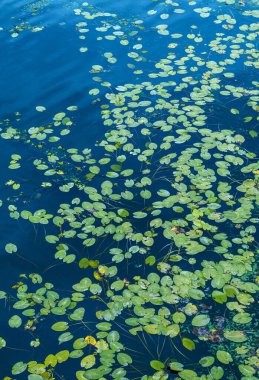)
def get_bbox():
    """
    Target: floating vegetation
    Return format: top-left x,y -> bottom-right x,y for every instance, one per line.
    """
0,0 -> 258,379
